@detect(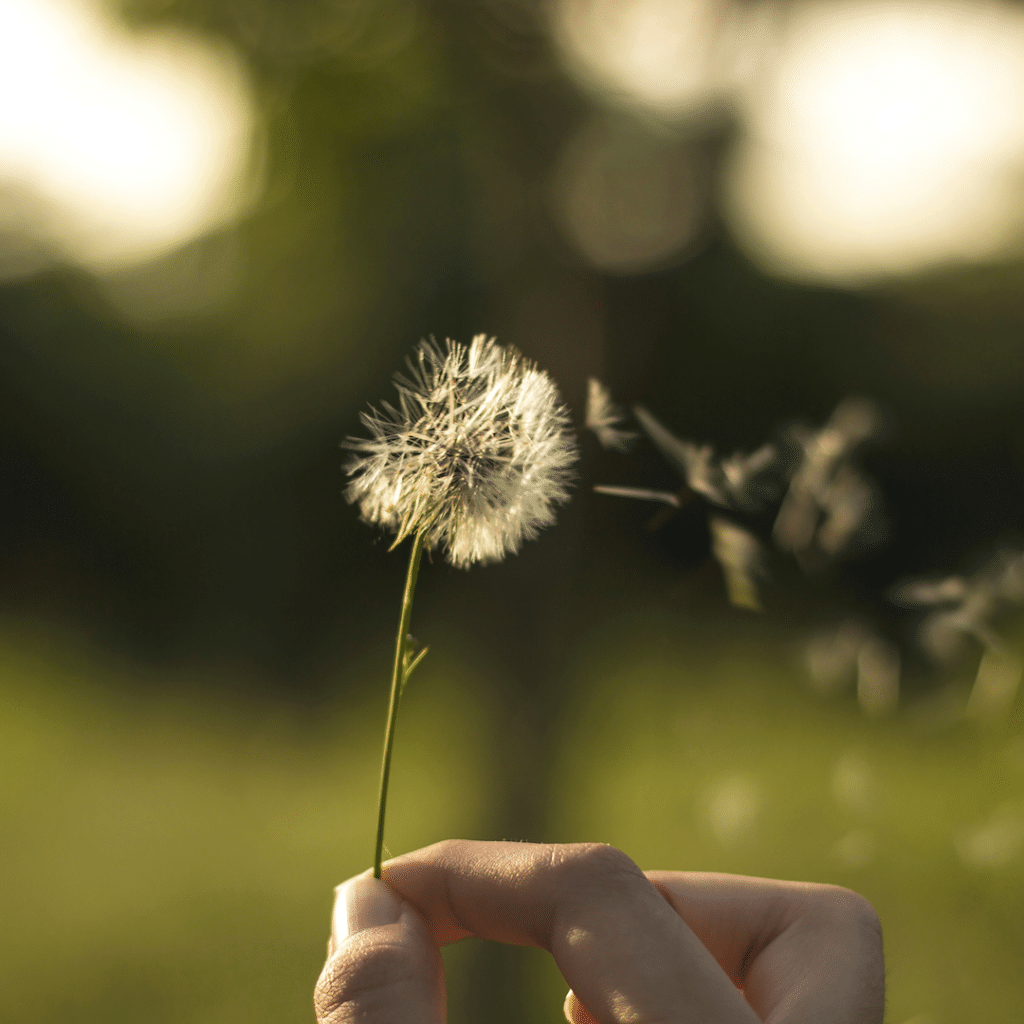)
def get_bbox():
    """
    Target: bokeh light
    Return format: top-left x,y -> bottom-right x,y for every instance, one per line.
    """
724,0 -> 1024,283
0,0 -> 257,275
552,115 -> 705,272
550,0 -> 749,121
